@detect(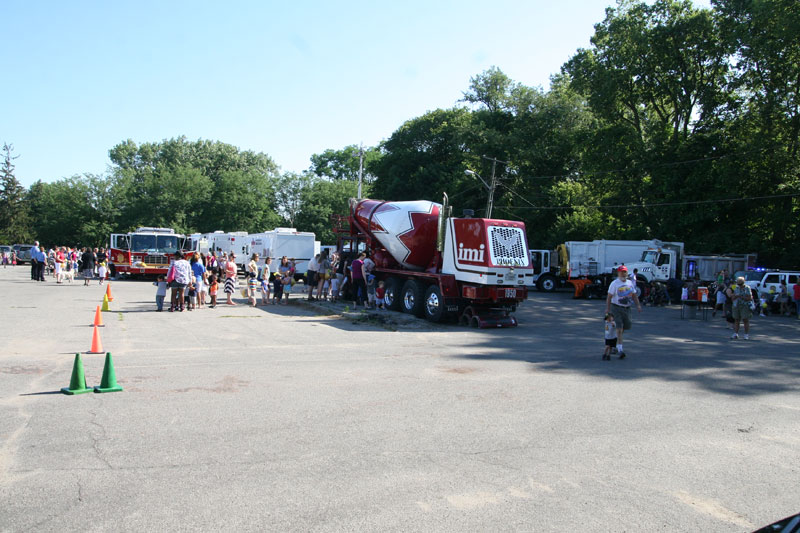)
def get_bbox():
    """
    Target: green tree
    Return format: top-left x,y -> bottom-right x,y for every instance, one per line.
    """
108,137 -> 280,234
309,145 -> 382,183
274,172 -> 314,227
713,0 -> 800,265
197,170 -> 281,233
27,175 -> 112,247
294,178 -> 361,244
0,143 -> 32,243
371,108 -> 481,210
461,66 -> 518,113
